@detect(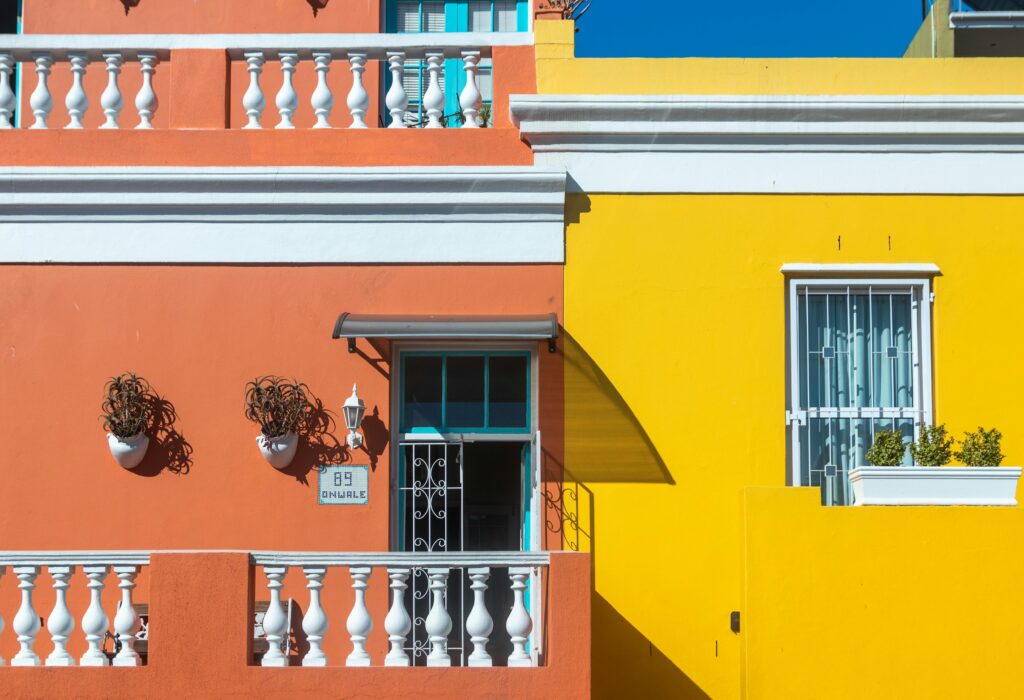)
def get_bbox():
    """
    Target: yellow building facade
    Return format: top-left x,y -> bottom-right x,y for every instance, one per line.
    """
524,21 -> 1024,699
